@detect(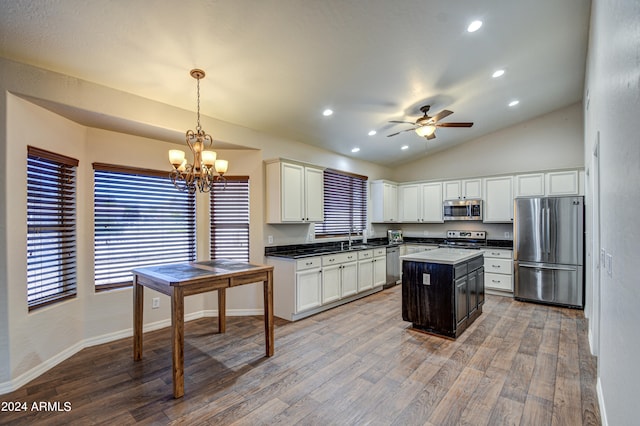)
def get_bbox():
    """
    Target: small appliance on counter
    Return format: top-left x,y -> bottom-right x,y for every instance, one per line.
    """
387,230 -> 404,245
